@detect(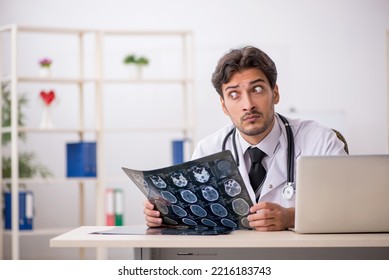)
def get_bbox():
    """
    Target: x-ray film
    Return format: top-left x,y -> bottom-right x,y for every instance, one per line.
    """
122,150 -> 253,231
